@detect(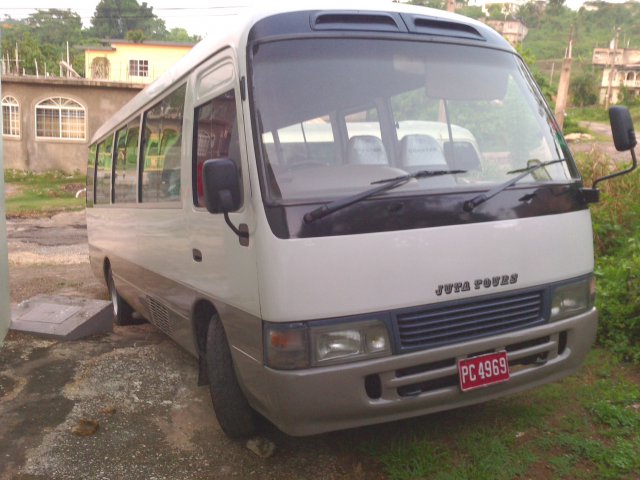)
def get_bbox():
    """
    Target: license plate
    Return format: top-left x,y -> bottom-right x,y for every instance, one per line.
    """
458,351 -> 510,392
